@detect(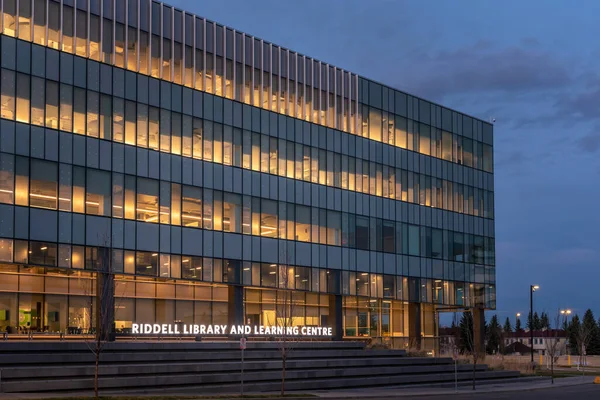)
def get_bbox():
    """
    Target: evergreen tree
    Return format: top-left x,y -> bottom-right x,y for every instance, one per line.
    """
582,309 -> 600,355
527,311 -> 533,330
459,311 -> 474,354
503,317 -> 513,333
540,312 -> 550,330
533,312 -> 541,331
567,315 -> 581,355
515,317 -> 523,333
486,315 -> 502,354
